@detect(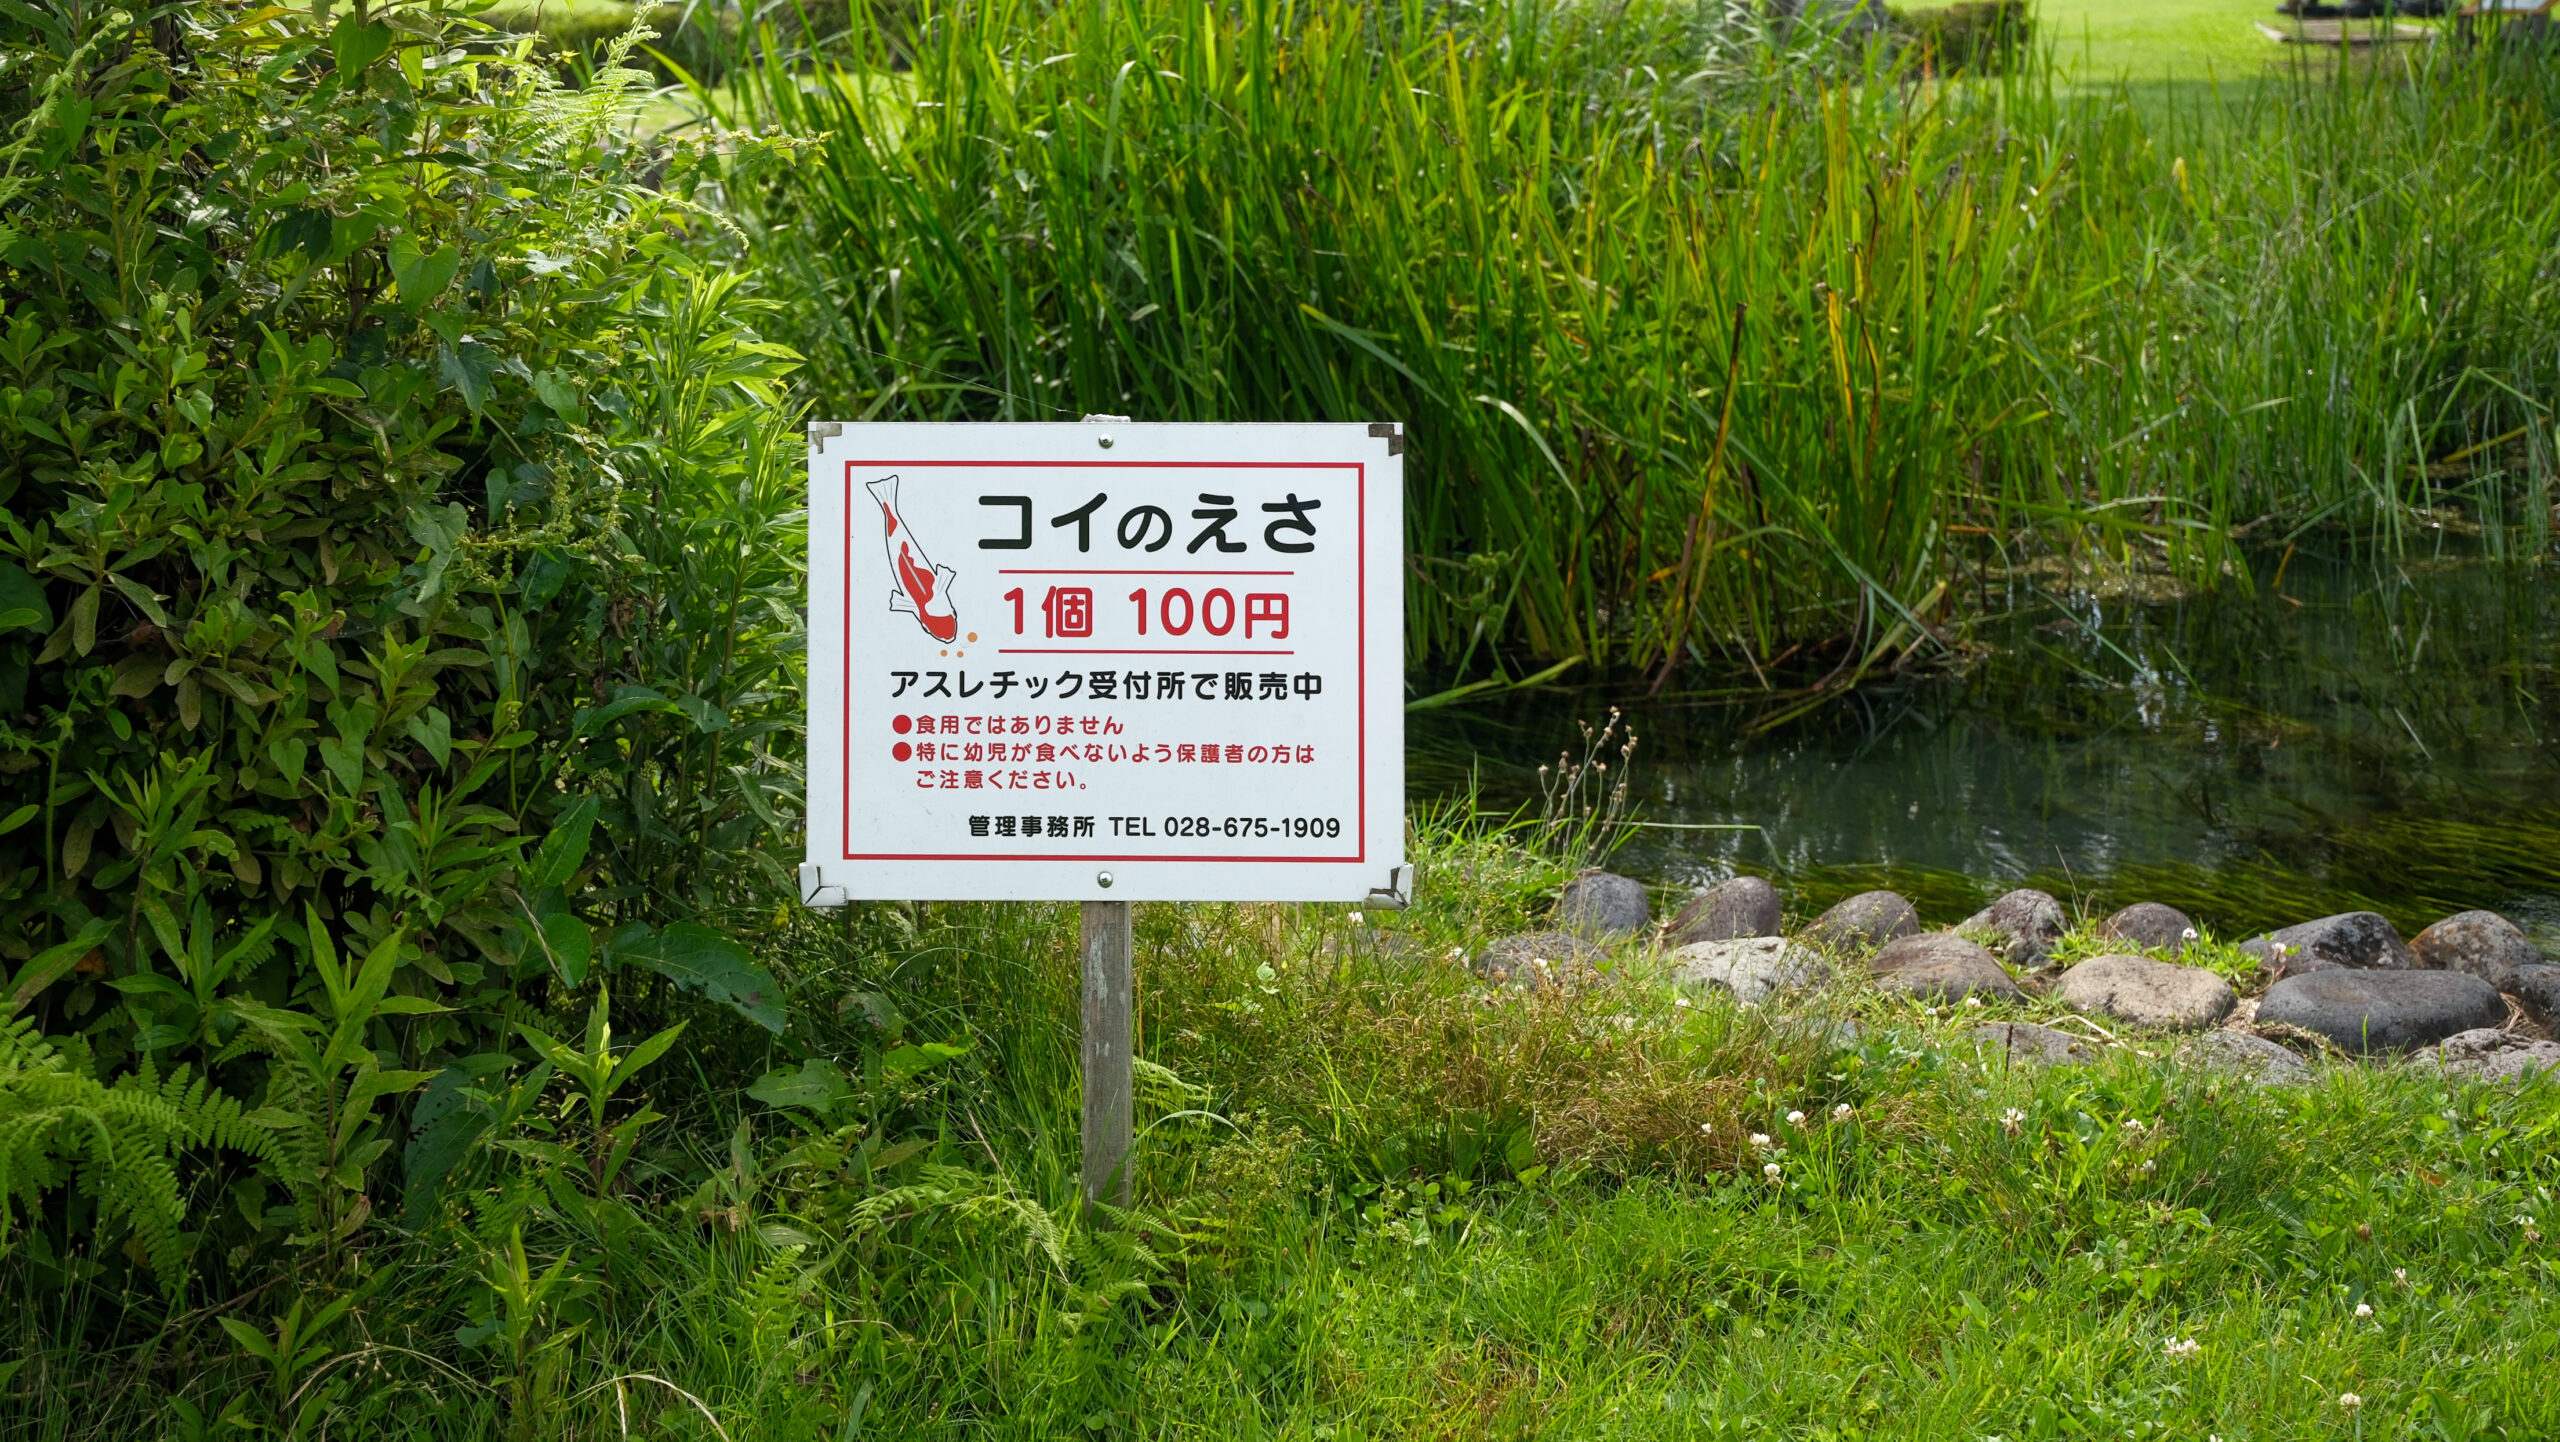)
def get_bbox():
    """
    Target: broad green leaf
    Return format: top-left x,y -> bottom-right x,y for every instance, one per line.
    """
748,1057 -> 853,1114
513,1022 -> 573,1074
539,911 -> 591,988
329,16 -> 393,77
0,561 -> 49,634
217,1317 -> 277,1363
437,341 -> 497,413
35,96 -> 89,170
402,1054 -> 513,1226
405,706 -> 452,767
881,1041 -> 972,1083
617,1021 -> 688,1084
572,684 -> 680,738
7,919 -> 113,1014
610,922 -> 785,1033
107,972 -> 189,1000
315,736 -> 365,794
108,652 -> 163,697
389,238 -> 462,309
525,793 -> 598,890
